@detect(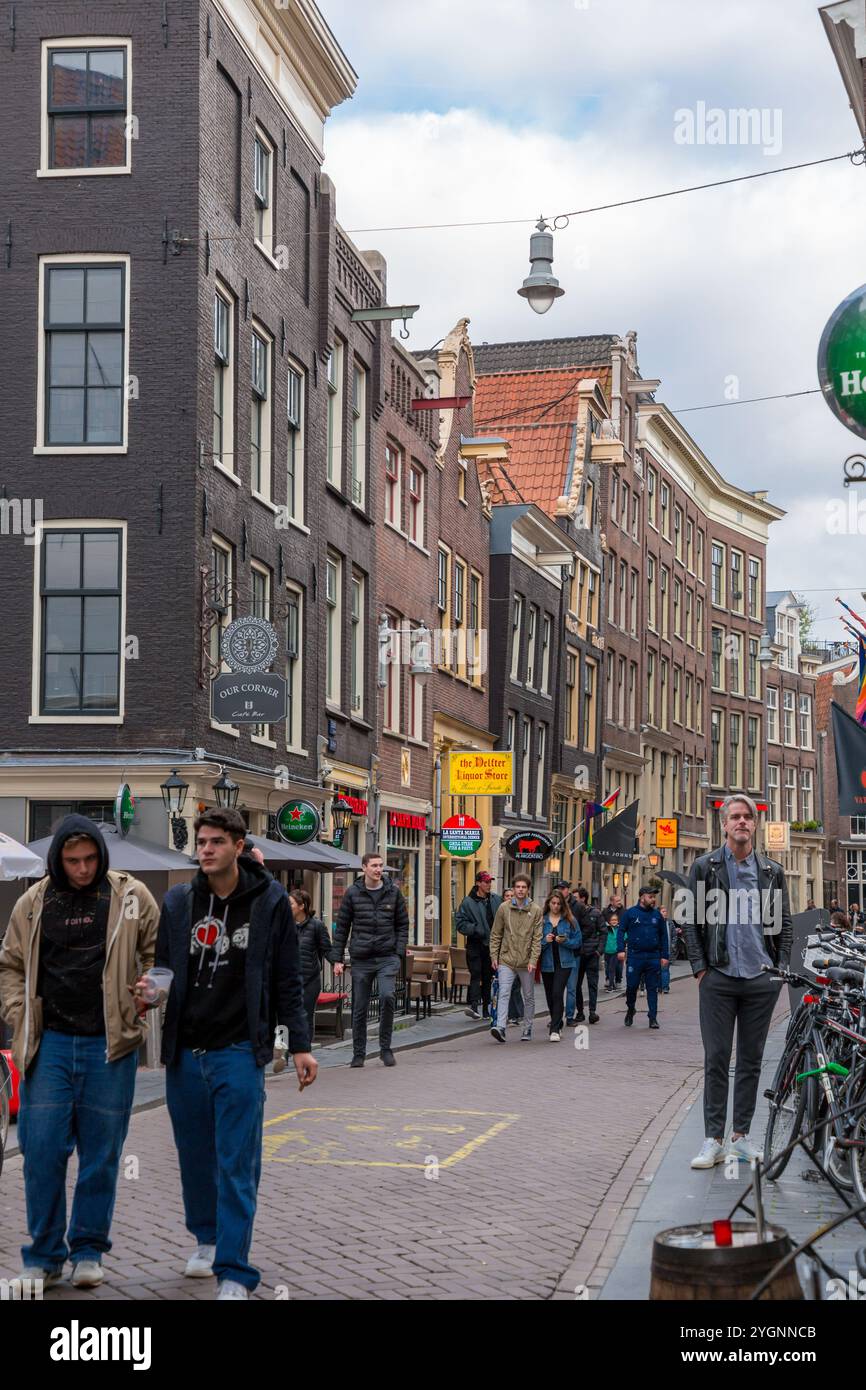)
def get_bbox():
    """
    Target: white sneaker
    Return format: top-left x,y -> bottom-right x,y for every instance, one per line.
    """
185,1244 -> 216,1278
728,1134 -> 763,1164
549,1031 -> 561,1043
690,1137 -> 726,1169
19,1265 -> 63,1288
71,1260 -> 104,1288
217,1279 -> 250,1300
